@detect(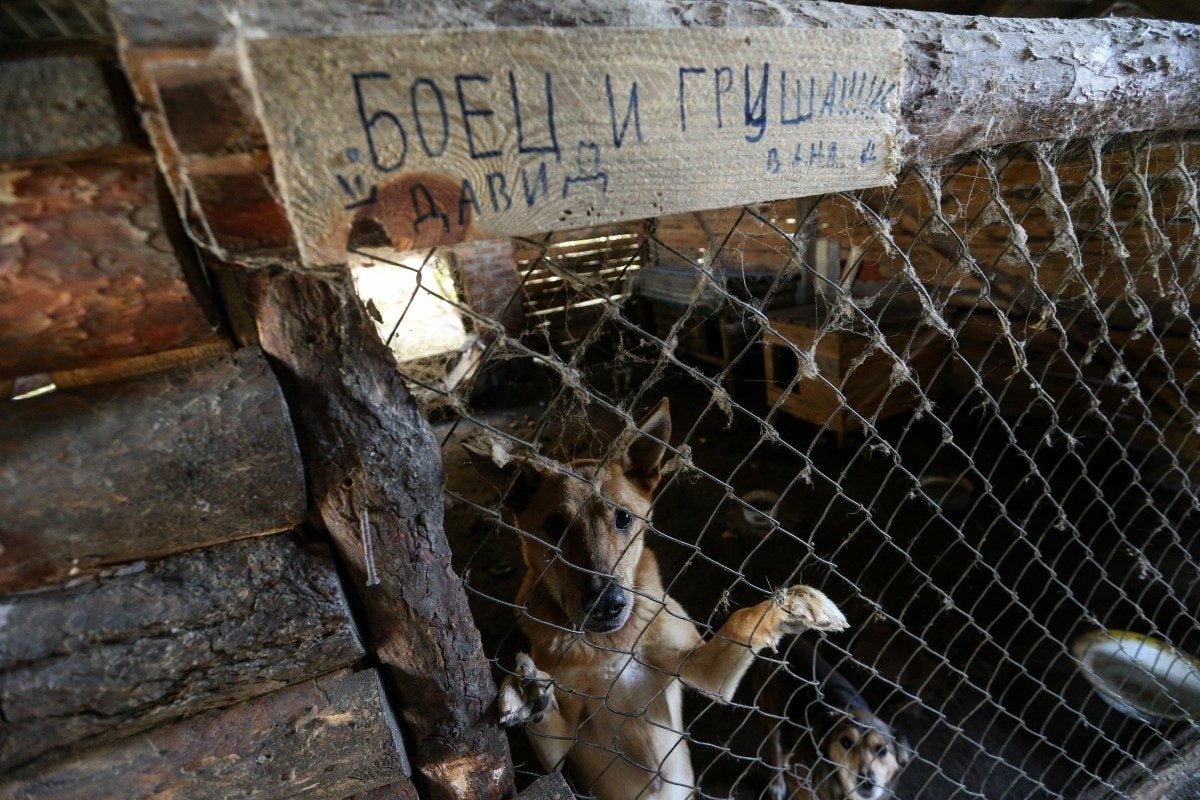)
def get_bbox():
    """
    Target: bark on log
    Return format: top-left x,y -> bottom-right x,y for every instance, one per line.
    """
0,669 -> 412,800
109,0 -> 1200,163
0,52 -> 133,163
0,534 -> 365,773
0,155 -> 218,379
246,267 -> 514,800
0,347 -> 306,593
